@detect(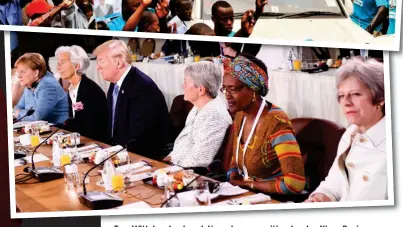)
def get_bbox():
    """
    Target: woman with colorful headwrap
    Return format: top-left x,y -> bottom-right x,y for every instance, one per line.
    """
222,53 -> 306,195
